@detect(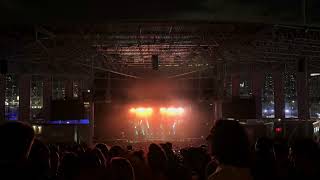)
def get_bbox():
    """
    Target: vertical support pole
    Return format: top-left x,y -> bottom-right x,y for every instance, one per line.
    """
297,73 -> 309,119
65,78 -> 73,99
213,101 -> 222,123
252,71 -> 263,119
302,0 -> 307,25
89,100 -> 94,146
0,75 -> 5,123
297,58 -> 309,120
89,57 -> 95,146
107,72 -> 111,101
273,72 -> 285,119
213,63 -> 224,123
19,74 -> 31,122
232,73 -> 240,97
198,70 -> 201,100
43,76 -> 52,121
74,125 -> 78,144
